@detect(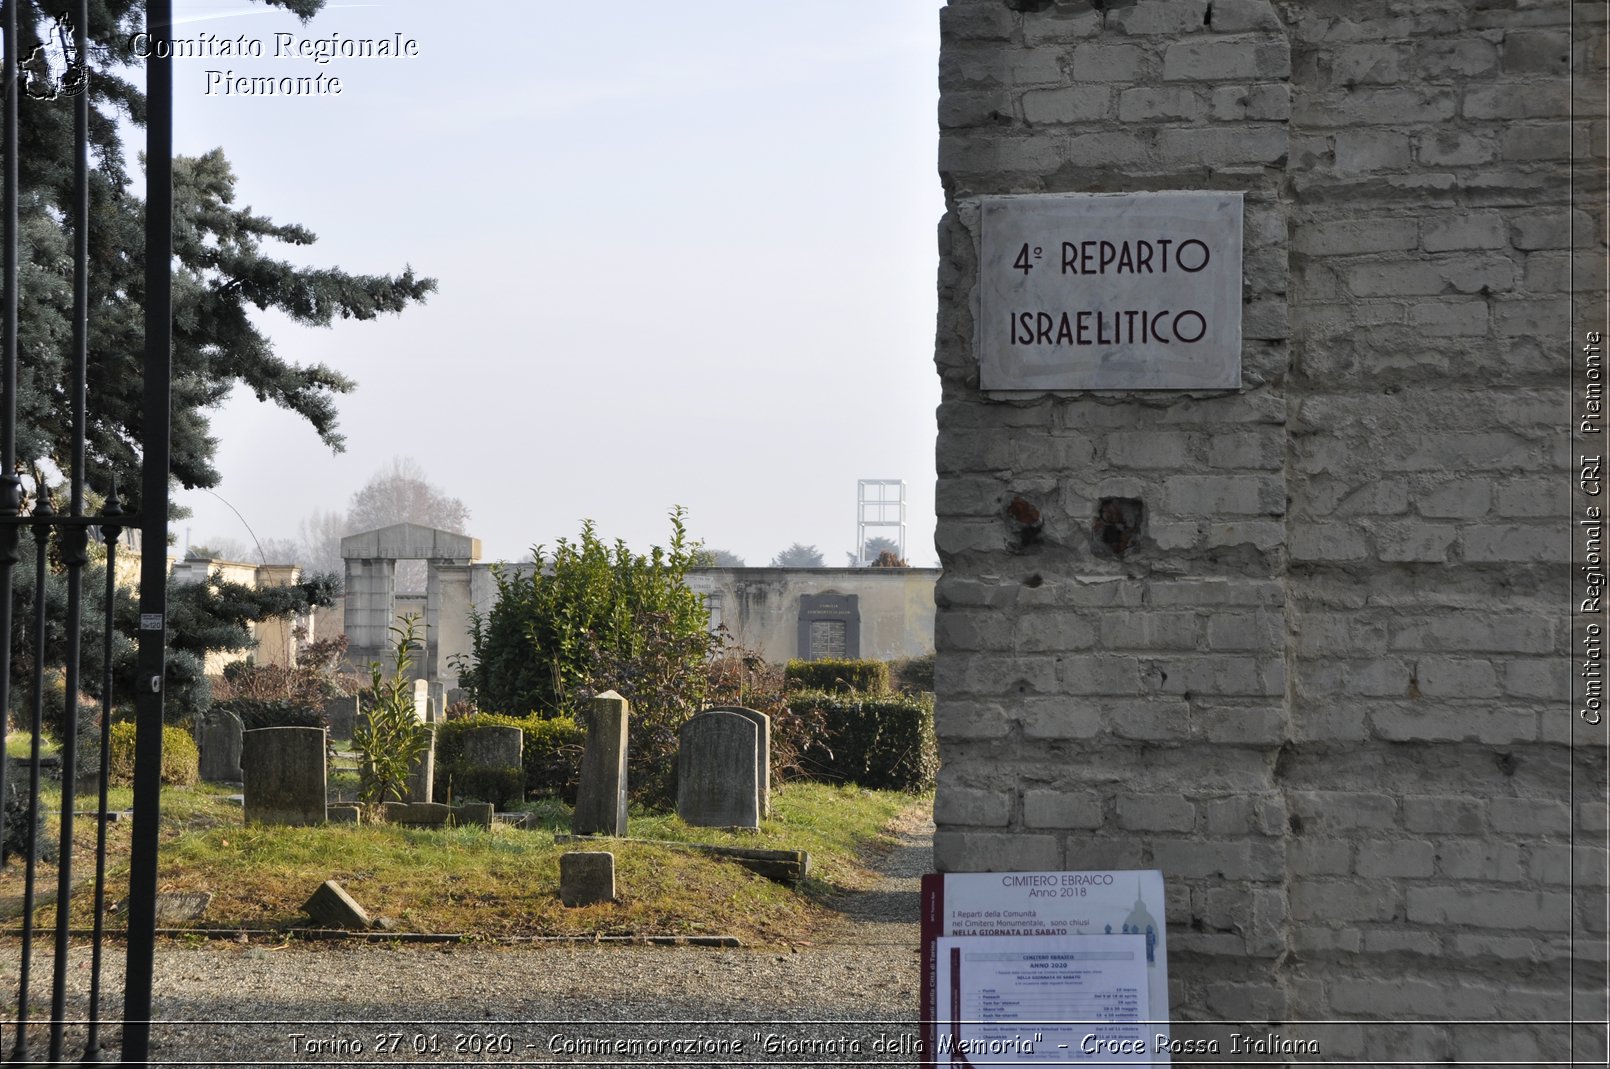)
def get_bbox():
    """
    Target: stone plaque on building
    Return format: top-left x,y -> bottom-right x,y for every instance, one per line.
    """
796,593 -> 859,661
977,192 -> 1243,391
